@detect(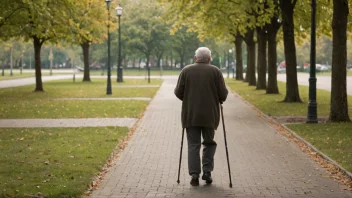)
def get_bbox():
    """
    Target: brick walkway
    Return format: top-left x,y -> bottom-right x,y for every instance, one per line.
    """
91,79 -> 352,198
